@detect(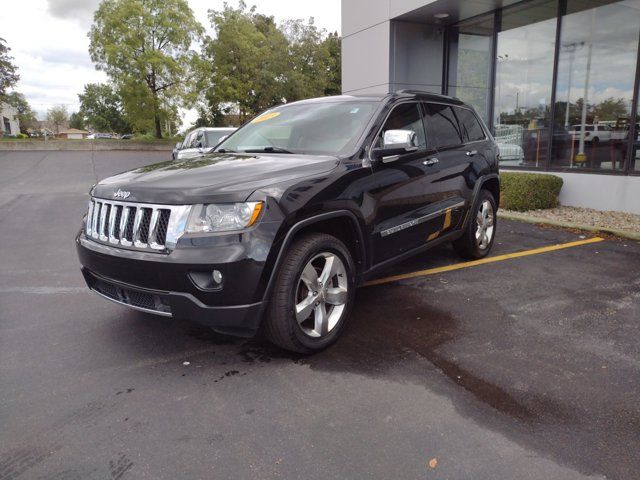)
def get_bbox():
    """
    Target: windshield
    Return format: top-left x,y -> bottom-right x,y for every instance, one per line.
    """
215,101 -> 378,156
205,130 -> 234,147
